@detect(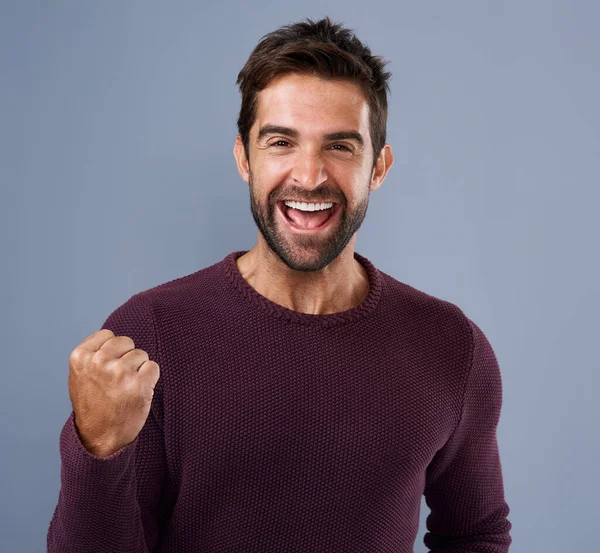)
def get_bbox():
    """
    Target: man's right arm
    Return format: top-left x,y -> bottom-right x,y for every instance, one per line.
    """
47,292 -> 167,553
47,407 -> 166,553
